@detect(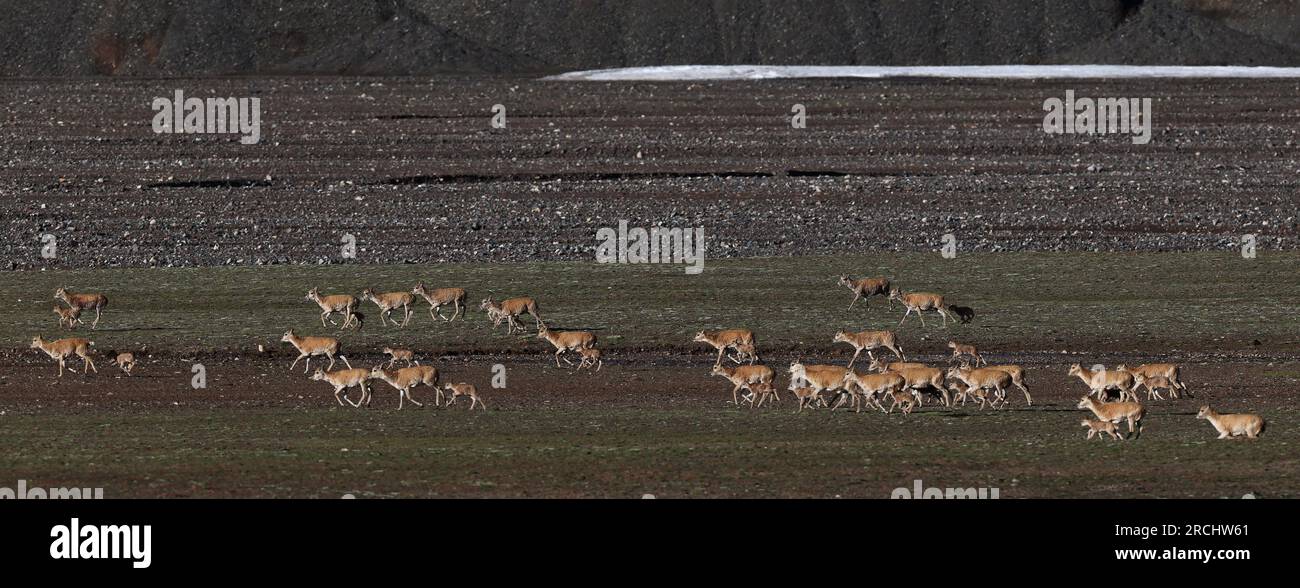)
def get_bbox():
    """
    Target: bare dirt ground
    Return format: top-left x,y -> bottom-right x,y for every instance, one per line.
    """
1,77 -> 1298,497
